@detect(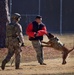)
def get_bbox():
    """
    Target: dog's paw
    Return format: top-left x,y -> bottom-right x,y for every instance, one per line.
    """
62,61 -> 67,65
